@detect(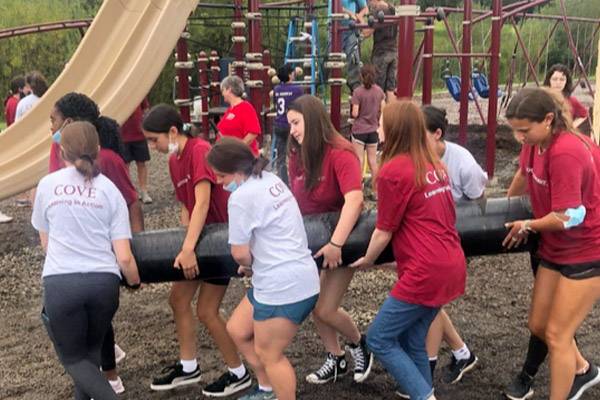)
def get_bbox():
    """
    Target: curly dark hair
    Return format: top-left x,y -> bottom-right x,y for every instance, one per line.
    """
95,116 -> 125,159
55,92 -> 100,122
